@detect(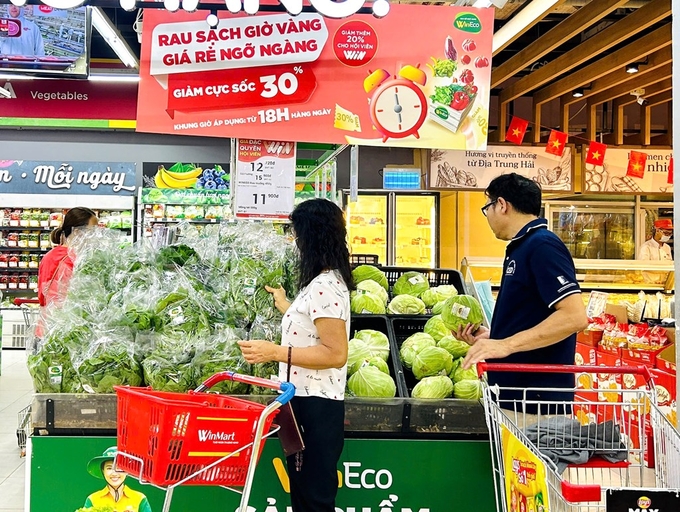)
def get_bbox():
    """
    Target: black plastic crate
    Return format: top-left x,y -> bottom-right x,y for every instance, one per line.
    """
381,266 -> 467,295
350,254 -> 381,266
389,315 -> 486,434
